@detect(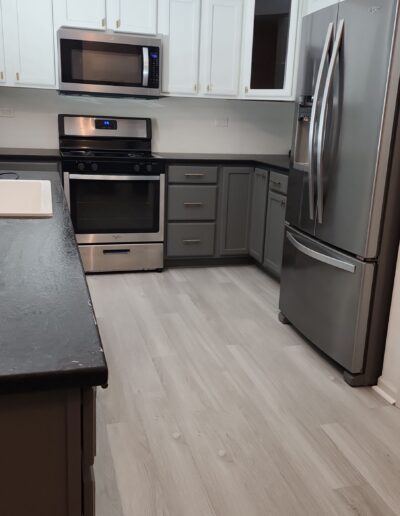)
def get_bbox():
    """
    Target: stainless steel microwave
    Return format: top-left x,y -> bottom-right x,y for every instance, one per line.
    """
57,28 -> 162,97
